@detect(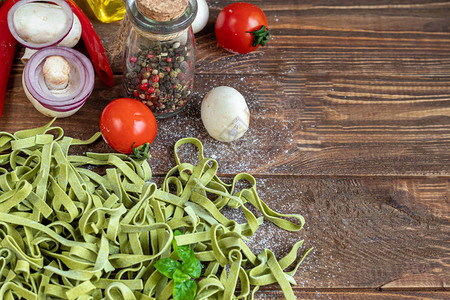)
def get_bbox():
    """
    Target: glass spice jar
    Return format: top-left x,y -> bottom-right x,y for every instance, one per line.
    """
123,0 -> 197,118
